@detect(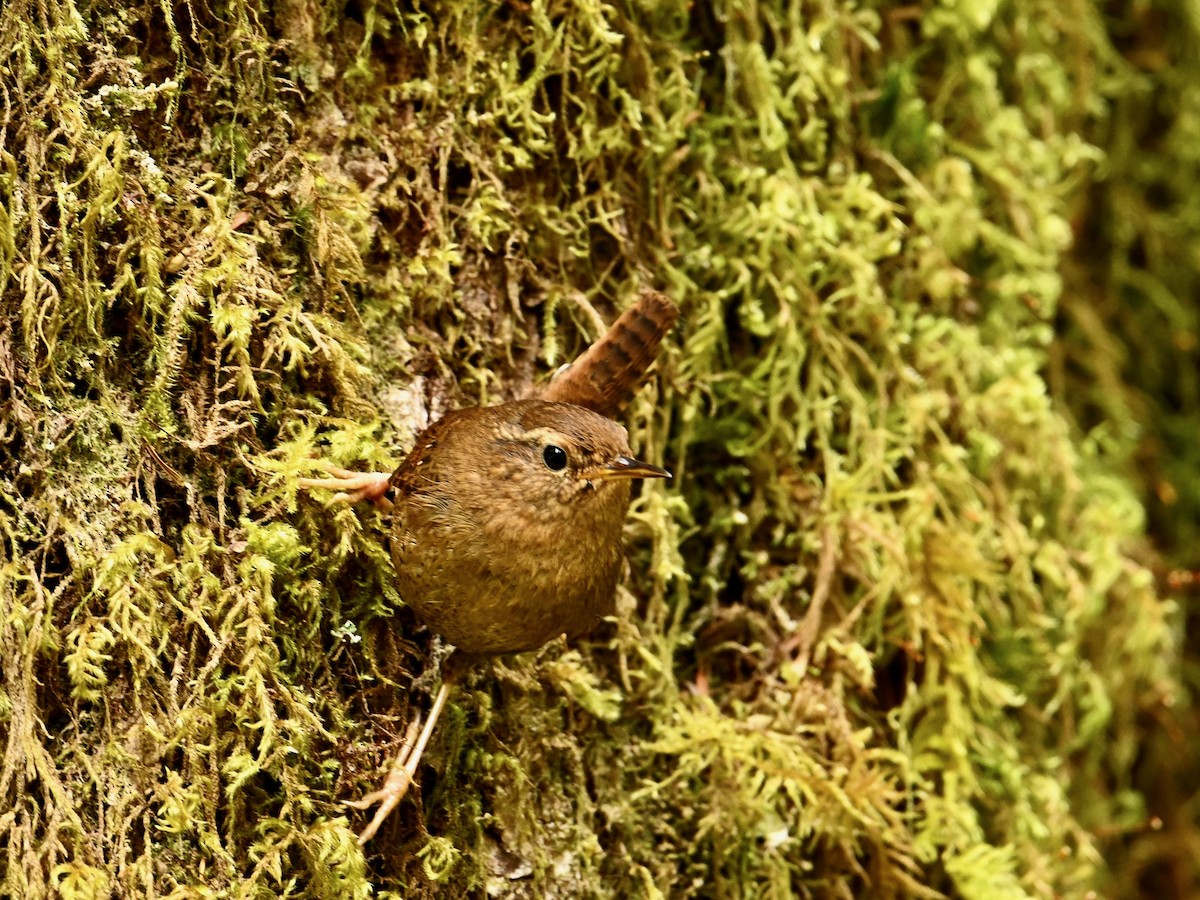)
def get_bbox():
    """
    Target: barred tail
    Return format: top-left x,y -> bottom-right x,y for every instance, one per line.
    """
542,290 -> 679,417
